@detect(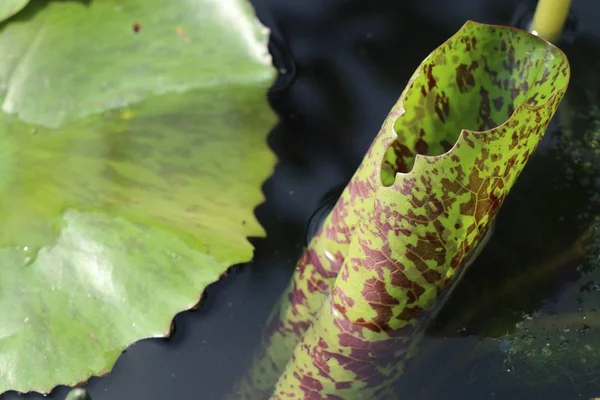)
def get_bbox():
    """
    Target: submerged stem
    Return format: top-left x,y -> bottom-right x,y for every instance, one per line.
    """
530,0 -> 572,42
